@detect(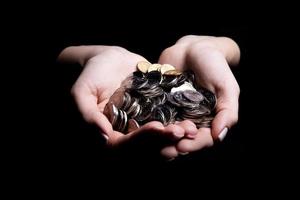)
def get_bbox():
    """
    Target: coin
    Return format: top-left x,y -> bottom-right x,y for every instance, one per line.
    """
160,64 -> 176,74
126,119 -> 140,133
163,69 -> 182,76
119,110 -> 128,132
137,61 -> 151,73
104,102 -> 119,125
167,92 -> 182,107
135,101 -> 153,123
202,89 -> 217,110
170,81 -> 196,93
182,90 -> 204,103
161,75 -> 178,89
160,105 -> 173,125
147,71 -> 162,85
131,73 -> 148,90
109,87 -> 125,108
148,63 -> 162,72
151,106 -> 166,124
122,92 -> 132,110
103,61 -> 218,133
